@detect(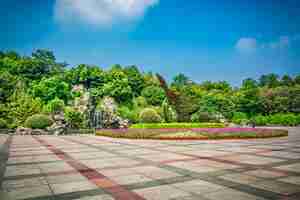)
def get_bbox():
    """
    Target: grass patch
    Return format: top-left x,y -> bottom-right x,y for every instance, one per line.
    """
130,123 -> 226,129
96,128 -> 288,140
